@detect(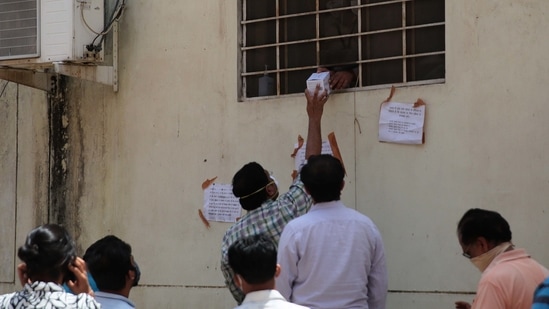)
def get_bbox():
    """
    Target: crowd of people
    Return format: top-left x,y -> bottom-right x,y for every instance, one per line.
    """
221,86 -> 549,309
0,225 -> 139,308
1,88 -> 548,309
